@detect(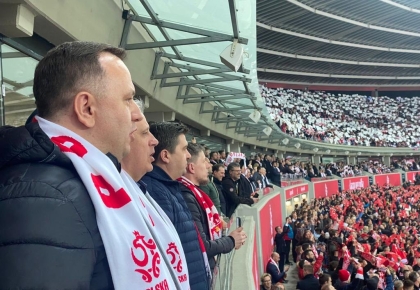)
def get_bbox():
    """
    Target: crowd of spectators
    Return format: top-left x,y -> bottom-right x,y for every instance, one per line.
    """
261,85 -> 420,148
393,160 -> 420,172
265,183 -> 420,290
